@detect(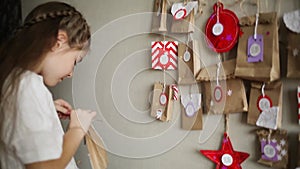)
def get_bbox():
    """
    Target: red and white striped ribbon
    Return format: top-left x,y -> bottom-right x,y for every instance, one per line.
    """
171,84 -> 179,101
